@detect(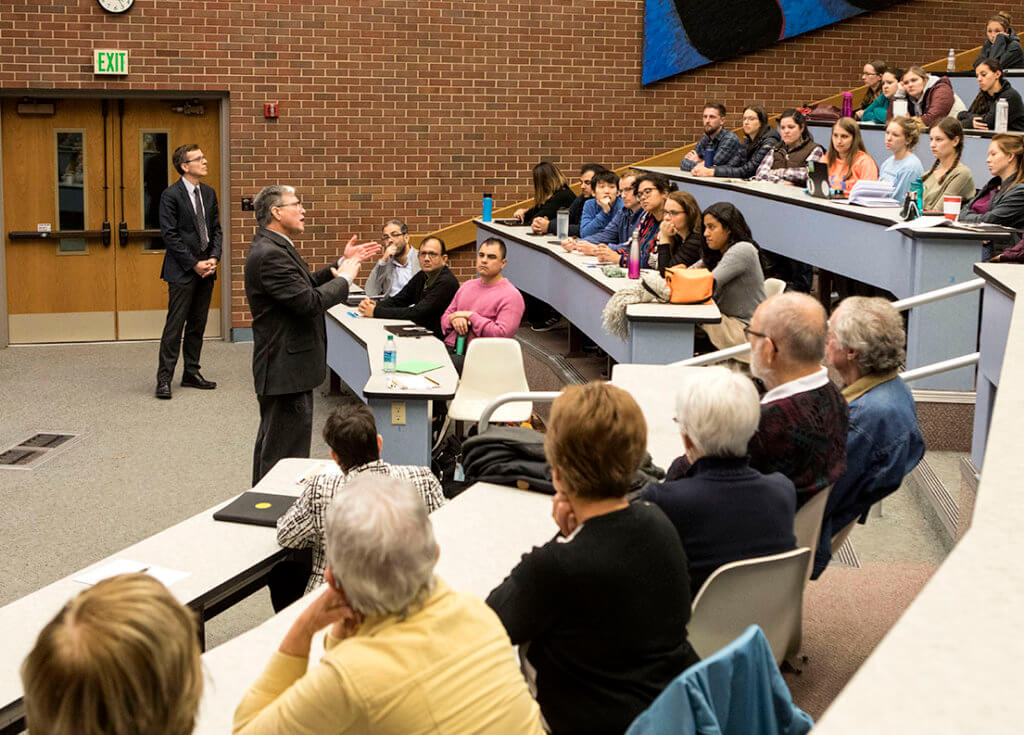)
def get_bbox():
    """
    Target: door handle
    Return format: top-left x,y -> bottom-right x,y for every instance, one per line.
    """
118,221 -> 128,247
120,228 -> 163,238
8,230 -> 109,240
